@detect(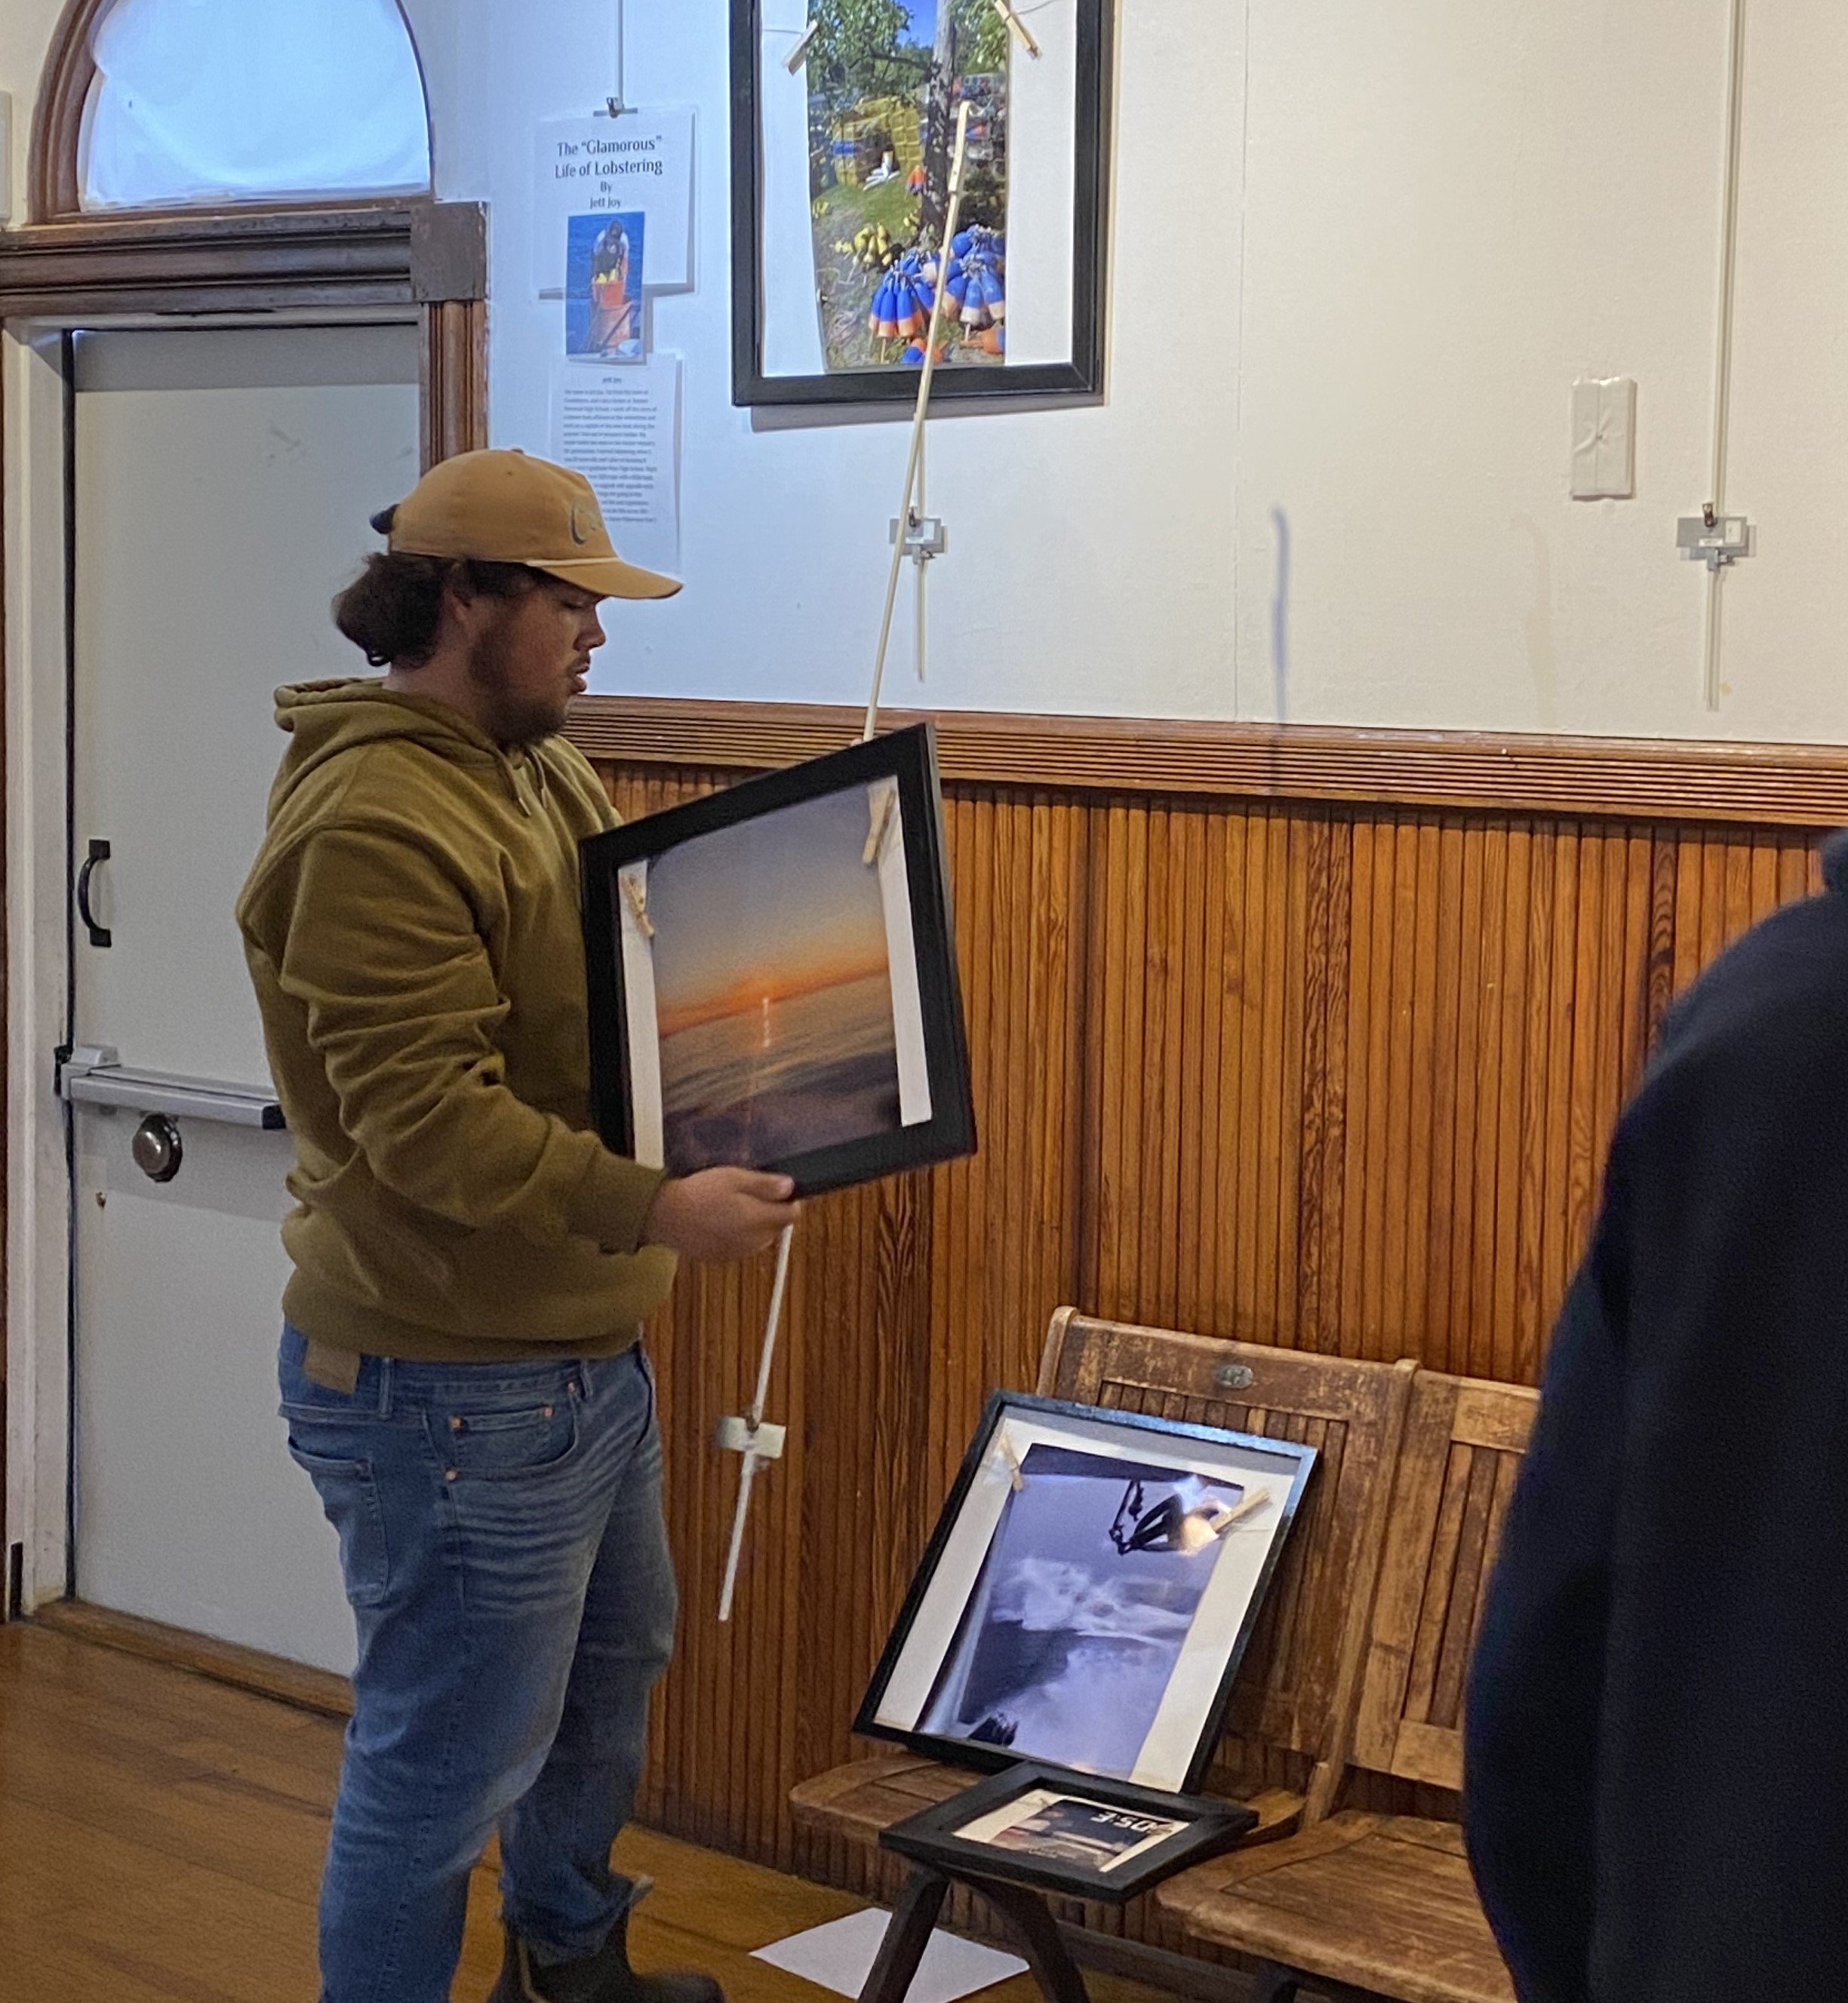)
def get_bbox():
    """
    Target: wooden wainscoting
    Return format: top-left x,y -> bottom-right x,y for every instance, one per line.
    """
577,702 -> 1835,1883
